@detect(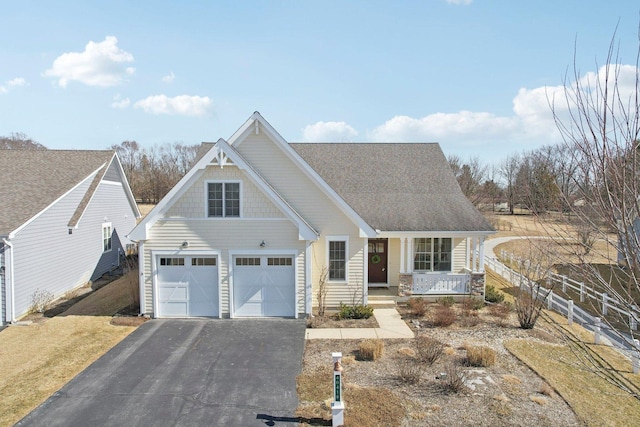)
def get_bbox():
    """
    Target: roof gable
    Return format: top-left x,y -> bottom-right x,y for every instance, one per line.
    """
129,139 -> 318,241
228,112 -> 377,238
0,150 -> 121,236
291,143 -> 494,233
